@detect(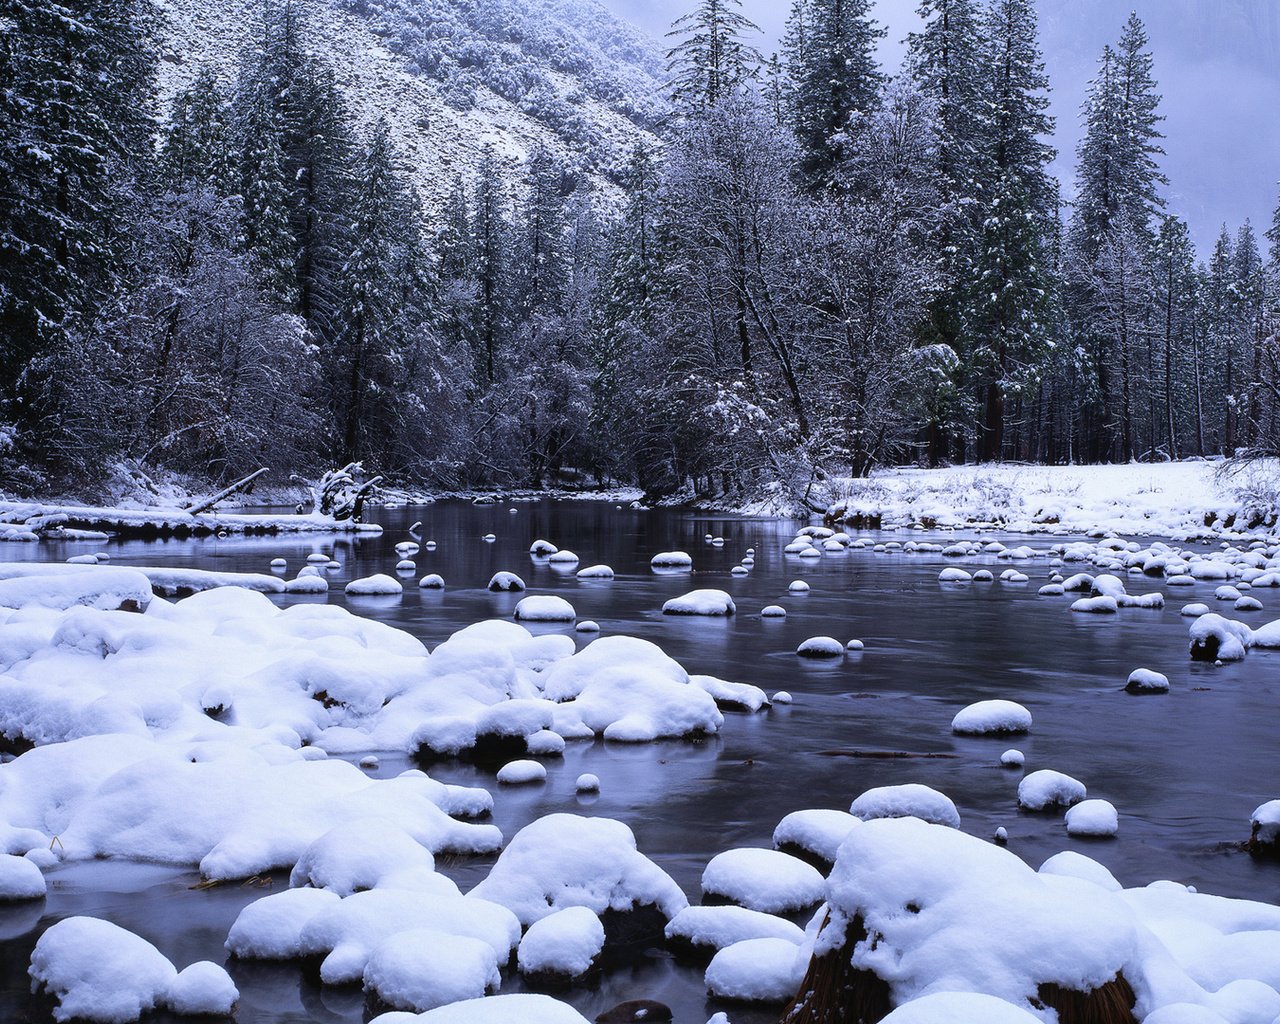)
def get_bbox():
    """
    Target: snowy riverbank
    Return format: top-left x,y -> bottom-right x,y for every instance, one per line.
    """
720,461 -> 1280,540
